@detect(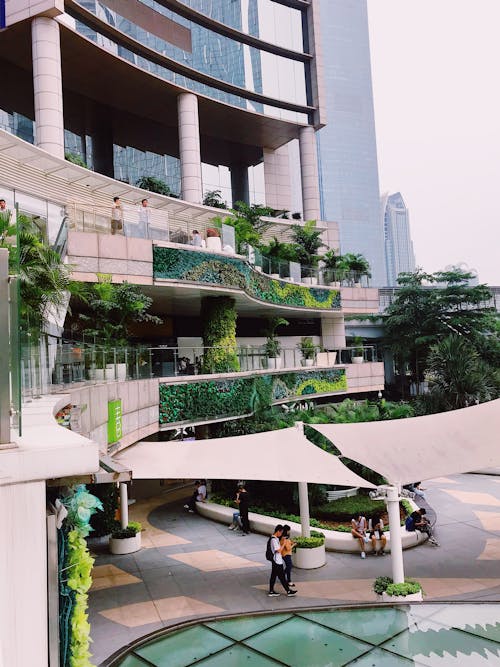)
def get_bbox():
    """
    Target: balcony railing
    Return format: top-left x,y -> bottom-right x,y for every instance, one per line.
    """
20,341 -> 379,399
